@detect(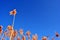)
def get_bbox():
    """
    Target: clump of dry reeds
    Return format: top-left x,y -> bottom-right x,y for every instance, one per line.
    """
0,9 -> 60,40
